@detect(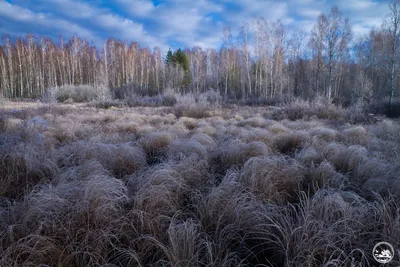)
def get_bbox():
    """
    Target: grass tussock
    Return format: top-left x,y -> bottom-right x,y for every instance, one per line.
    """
55,141 -> 147,178
210,140 -> 271,178
1,100 -> 400,266
274,131 -> 310,156
239,156 -> 304,204
139,131 -> 175,164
